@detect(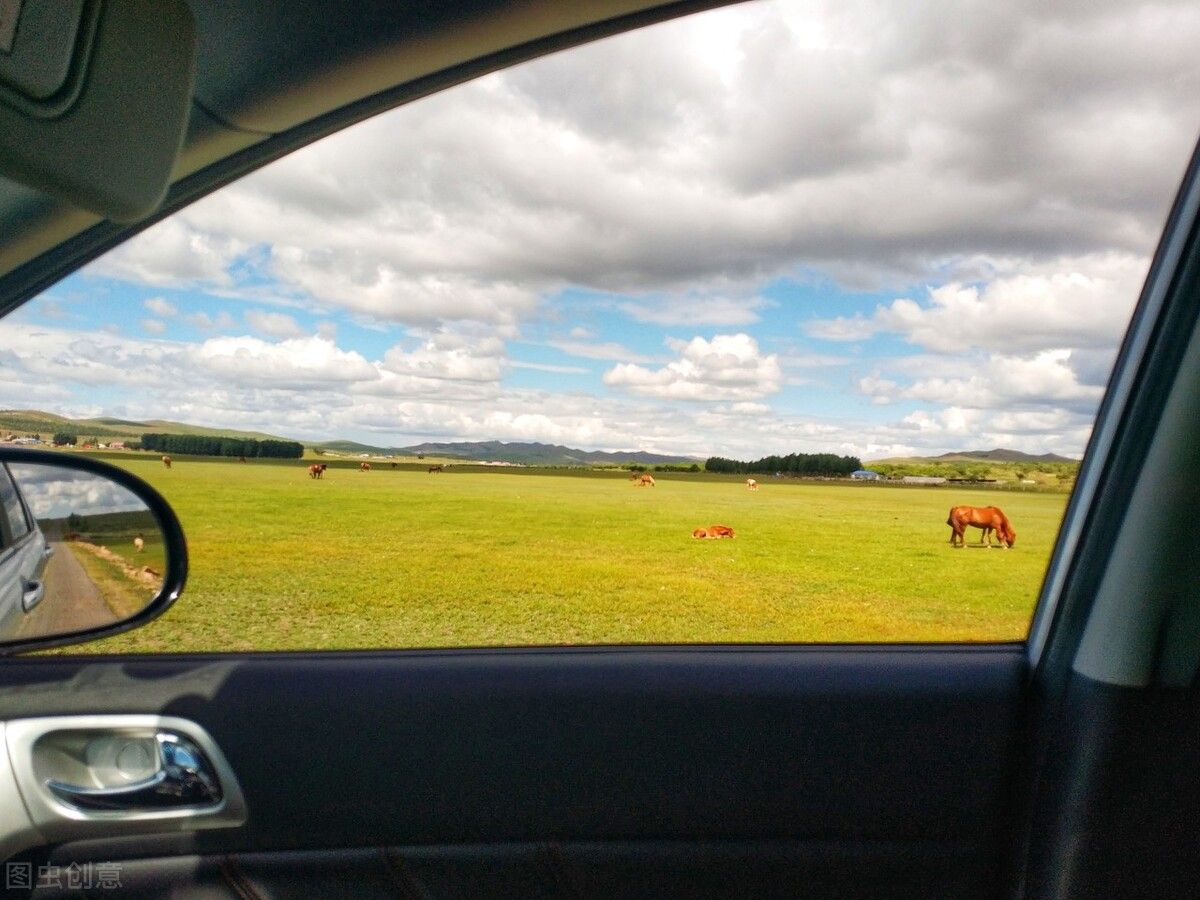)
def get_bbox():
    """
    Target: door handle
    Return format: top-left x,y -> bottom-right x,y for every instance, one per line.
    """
21,578 -> 44,610
46,732 -> 223,812
1,715 -> 246,854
